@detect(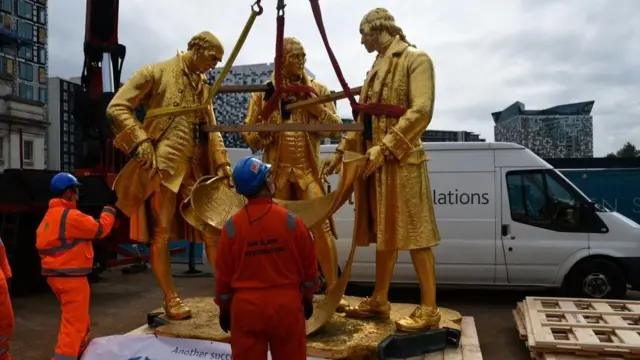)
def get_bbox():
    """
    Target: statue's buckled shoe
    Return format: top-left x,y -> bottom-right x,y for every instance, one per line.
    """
163,295 -> 192,320
395,306 -> 441,332
343,297 -> 391,319
336,296 -> 350,313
